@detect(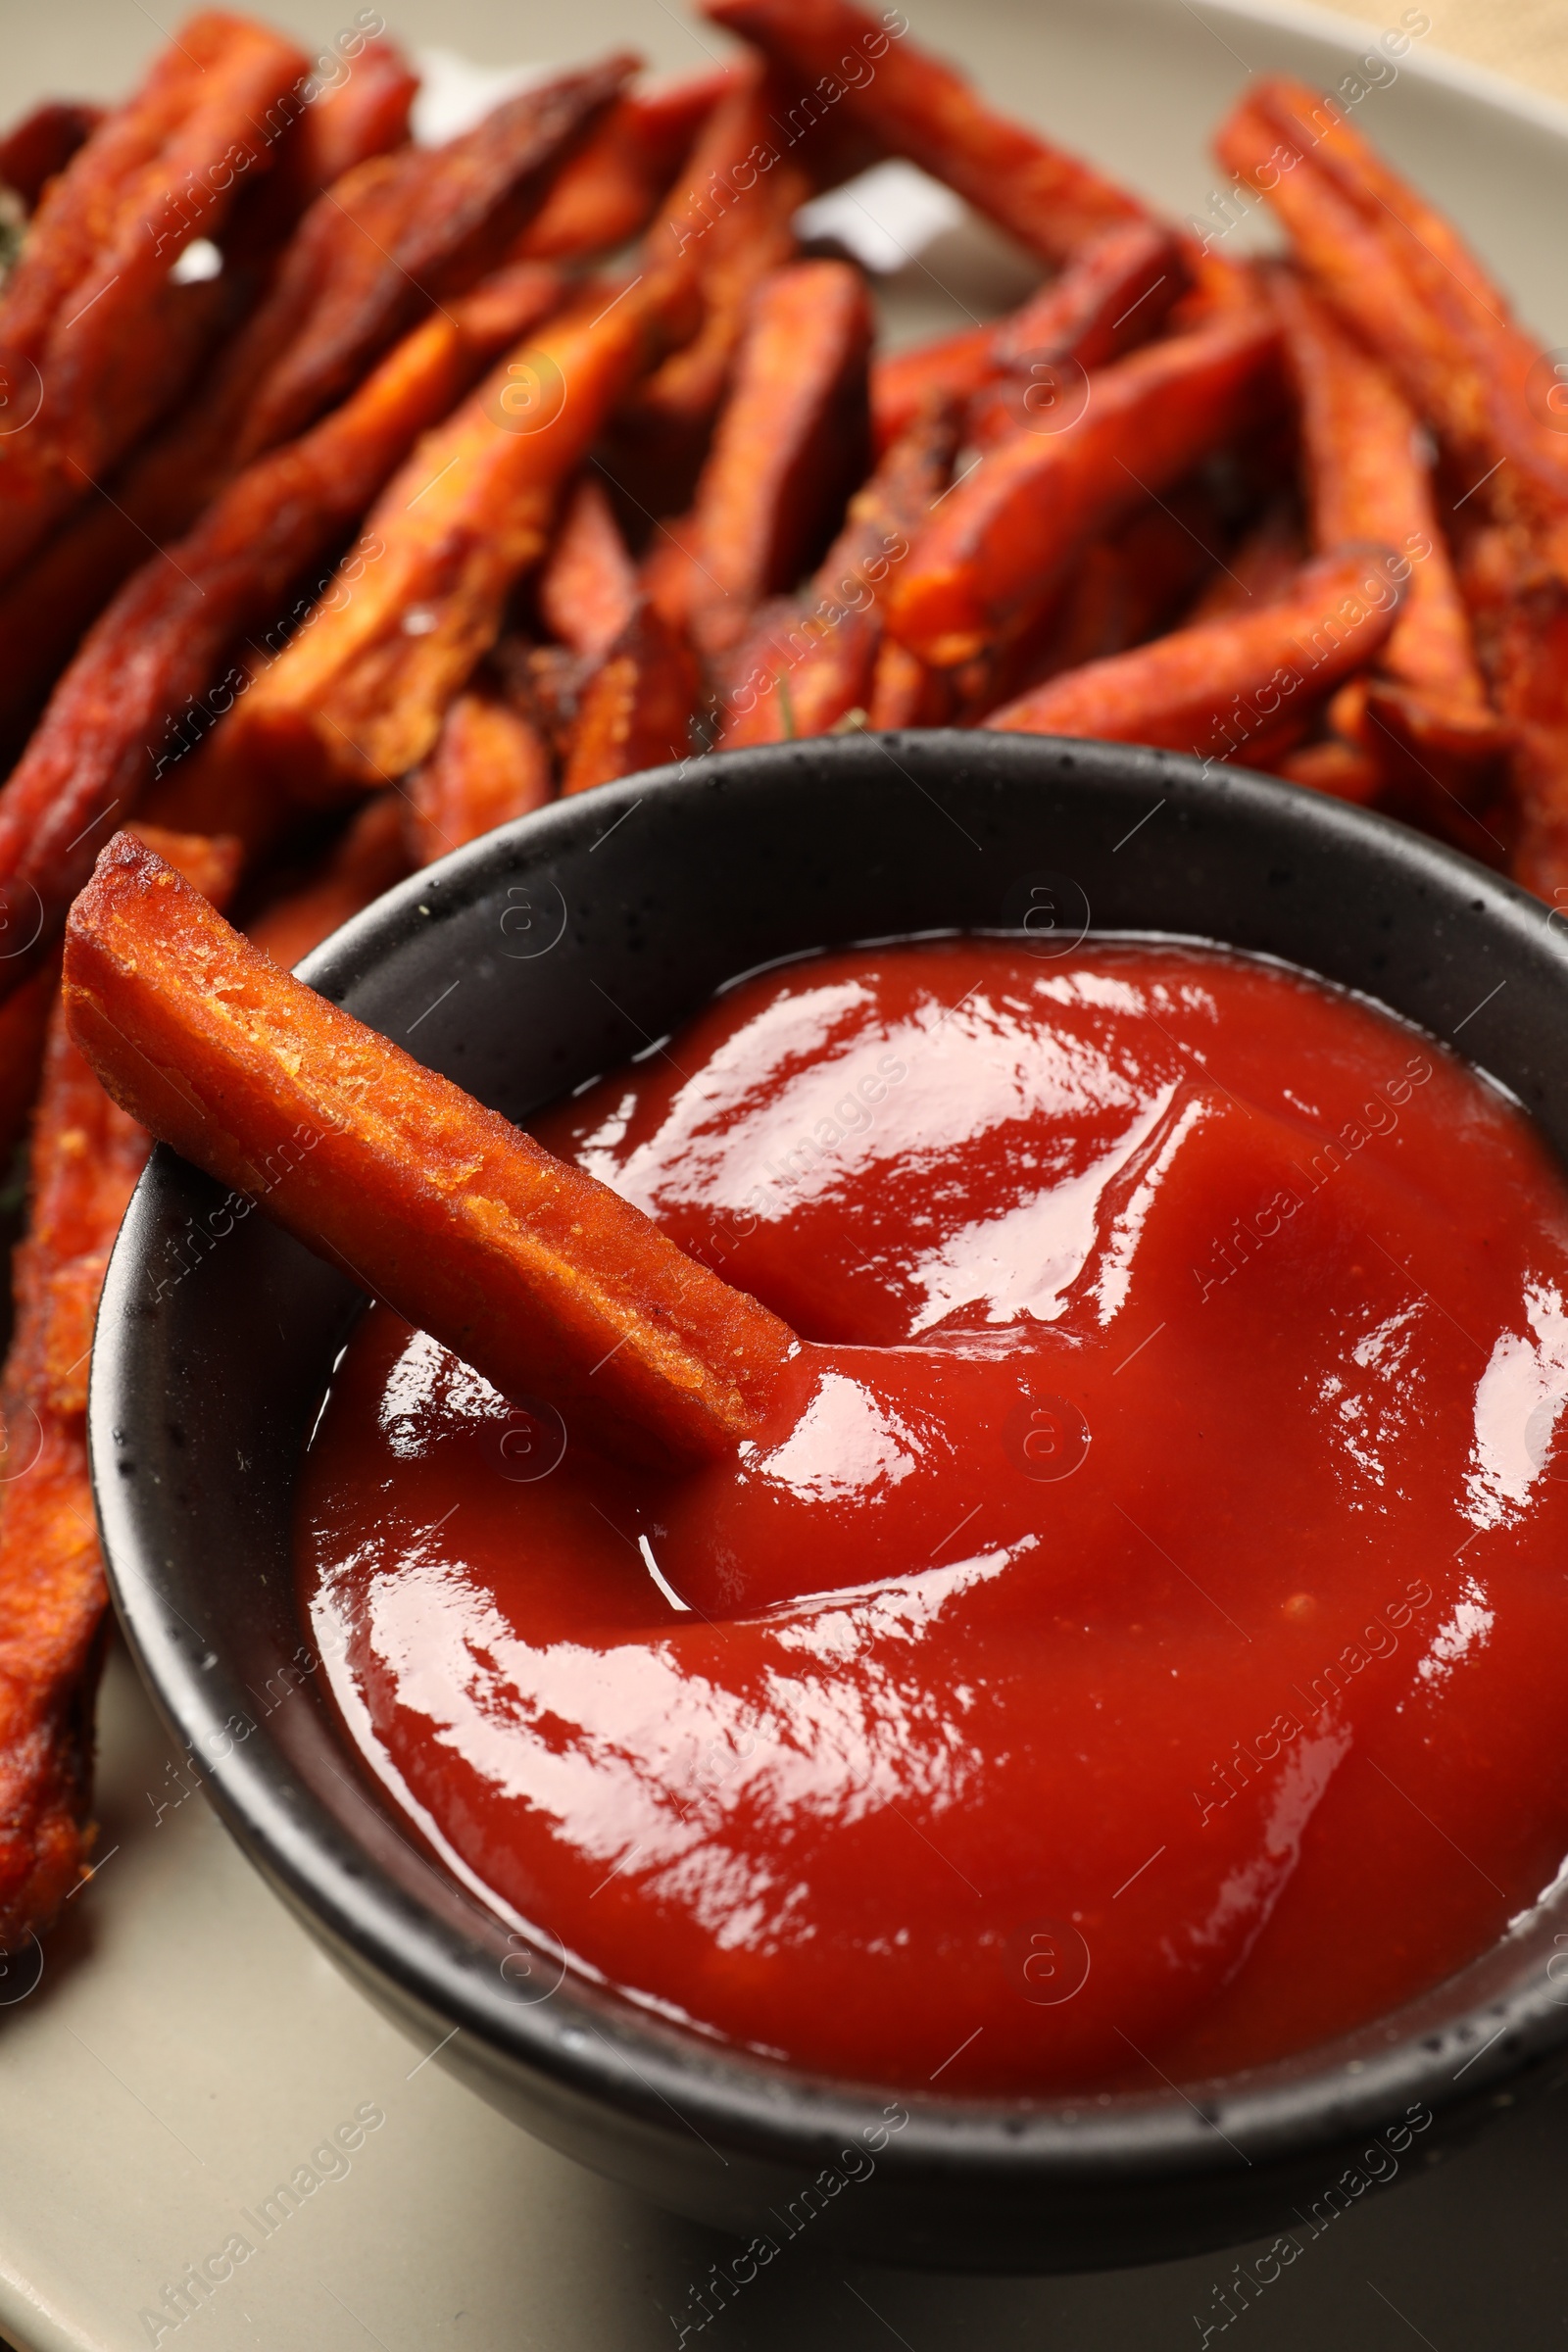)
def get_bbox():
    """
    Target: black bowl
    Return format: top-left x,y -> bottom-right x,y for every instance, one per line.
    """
89,732 -> 1568,2273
